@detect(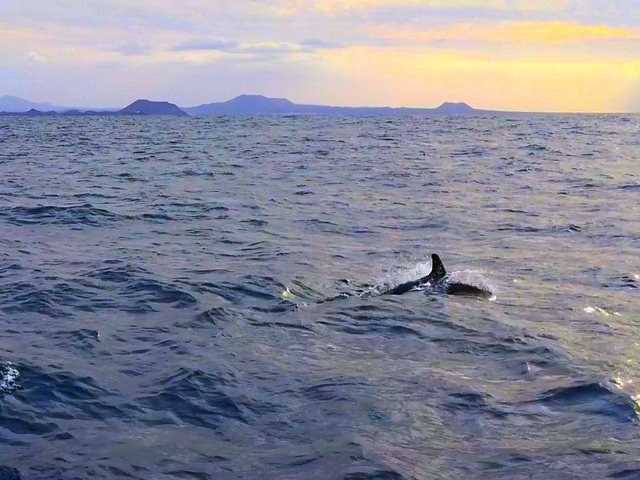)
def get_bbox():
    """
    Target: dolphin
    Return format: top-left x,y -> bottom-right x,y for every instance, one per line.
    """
310,253 -> 493,306
386,254 -> 492,297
